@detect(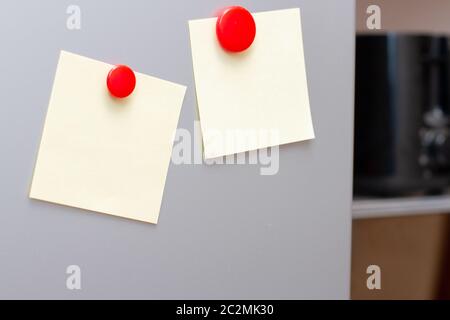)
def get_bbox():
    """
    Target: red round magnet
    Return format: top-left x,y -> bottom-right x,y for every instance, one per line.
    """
107,65 -> 136,98
216,6 -> 256,53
